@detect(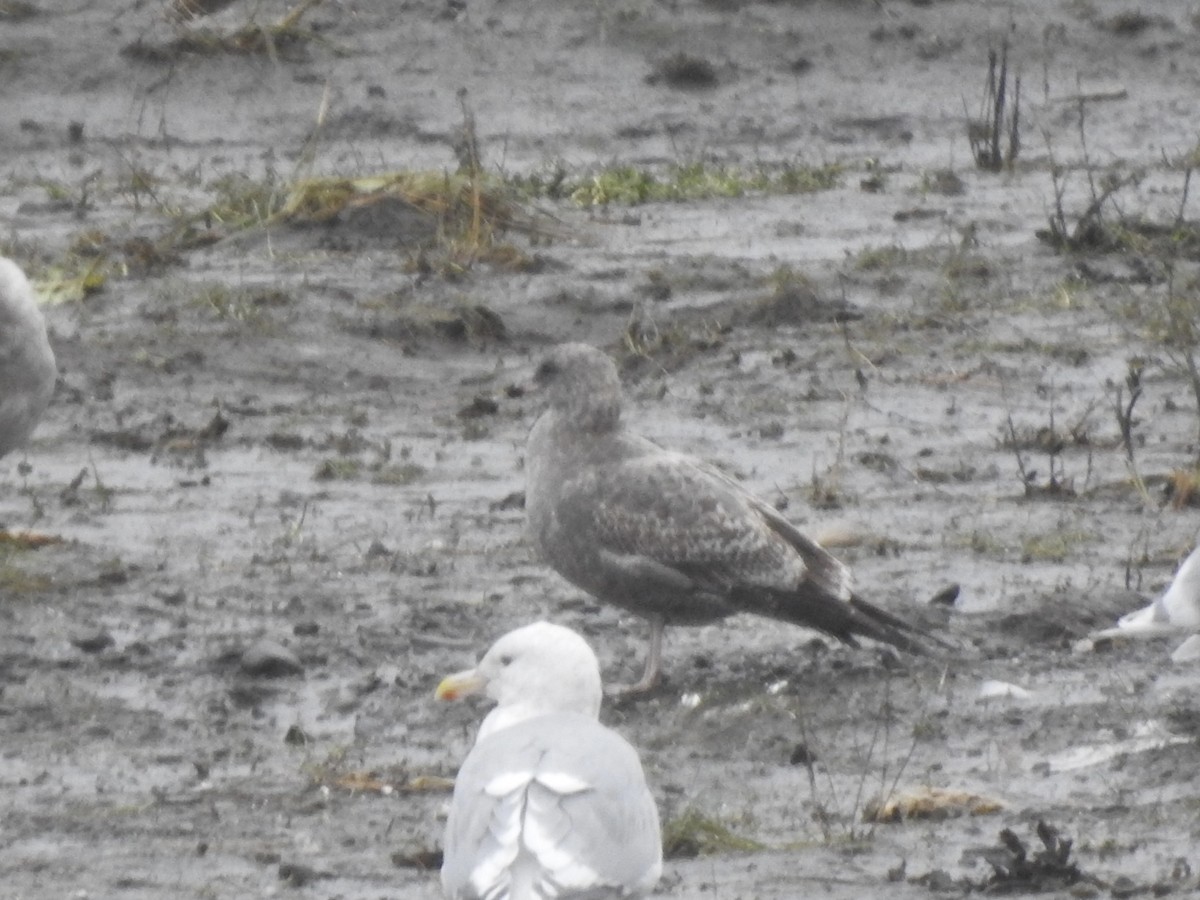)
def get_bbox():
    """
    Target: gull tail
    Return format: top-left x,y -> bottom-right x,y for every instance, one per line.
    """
846,592 -> 941,655
734,582 -> 947,656
752,499 -> 953,654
